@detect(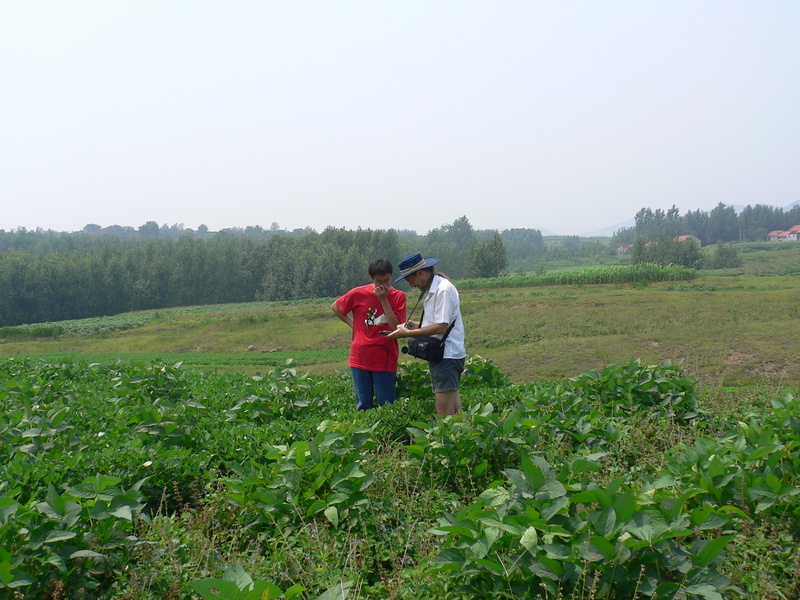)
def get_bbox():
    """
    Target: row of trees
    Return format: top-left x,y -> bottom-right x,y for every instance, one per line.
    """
0,222 -> 315,254
630,235 -> 742,270
0,218 -> 510,327
8,199 -> 793,326
613,202 -> 800,246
